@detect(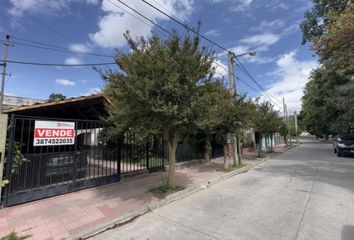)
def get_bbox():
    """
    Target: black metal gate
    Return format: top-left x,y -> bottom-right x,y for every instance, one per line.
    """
2,115 -> 164,207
